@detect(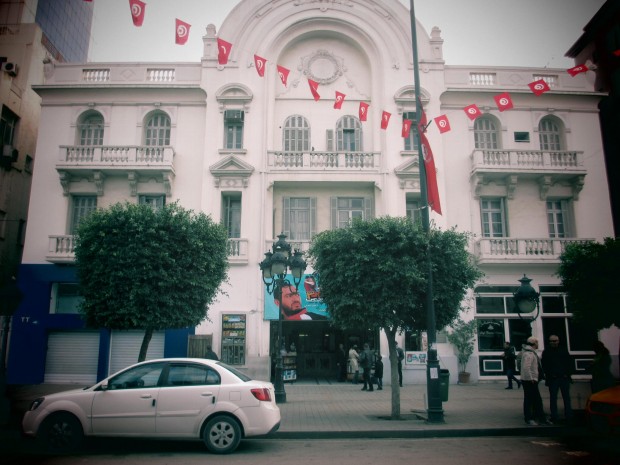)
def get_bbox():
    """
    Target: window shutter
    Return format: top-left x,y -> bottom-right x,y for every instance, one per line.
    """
310,197 -> 317,237
326,130 -> 334,151
330,197 -> 337,229
282,197 -> 291,237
